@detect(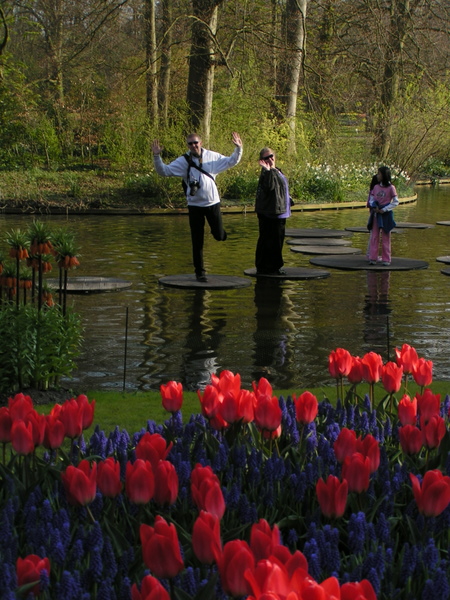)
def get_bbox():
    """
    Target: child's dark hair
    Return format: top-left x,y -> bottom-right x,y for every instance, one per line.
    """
378,166 -> 392,186
370,174 -> 378,190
